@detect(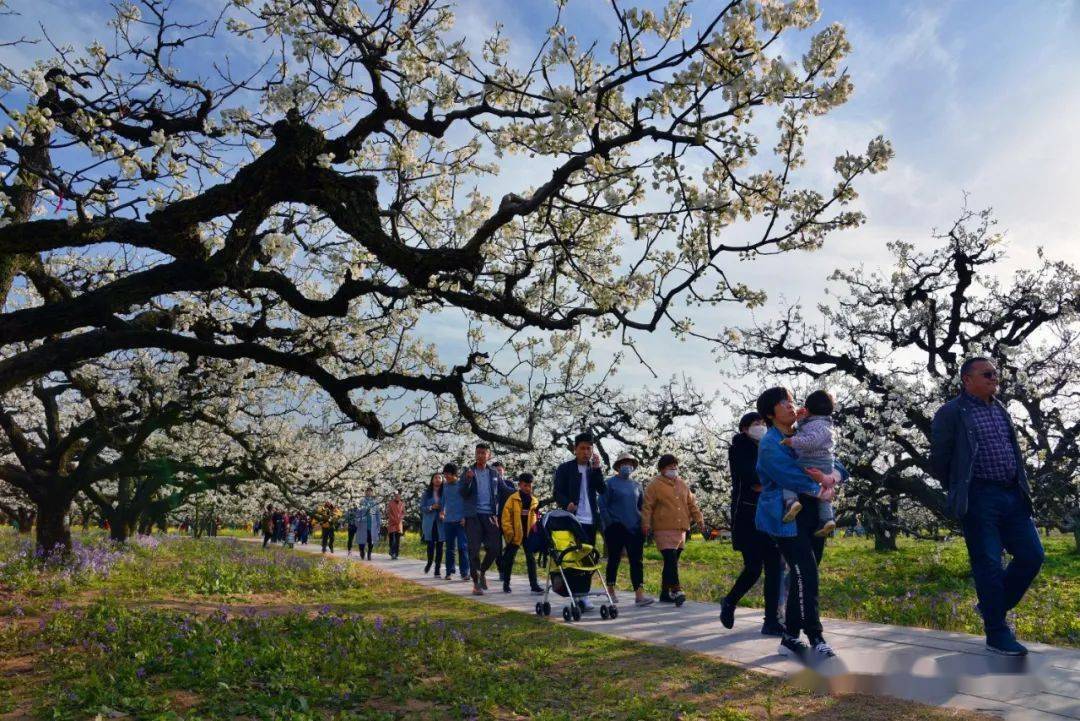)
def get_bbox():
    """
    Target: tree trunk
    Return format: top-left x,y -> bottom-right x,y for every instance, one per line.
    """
16,508 -> 35,533
873,526 -> 898,552
105,509 -> 136,543
35,499 -> 73,554
108,520 -> 130,543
